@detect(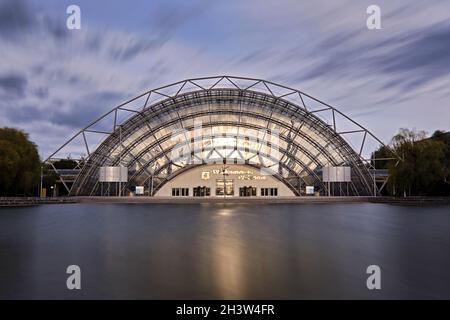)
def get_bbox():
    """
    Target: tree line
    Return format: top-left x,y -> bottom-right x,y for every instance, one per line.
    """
0,128 -> 40,196
0,127 -> 78,196
372,128 -> 450,196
